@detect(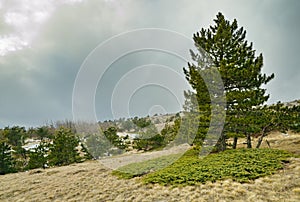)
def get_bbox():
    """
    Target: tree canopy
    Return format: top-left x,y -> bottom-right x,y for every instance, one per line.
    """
184,12 -> 274,150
